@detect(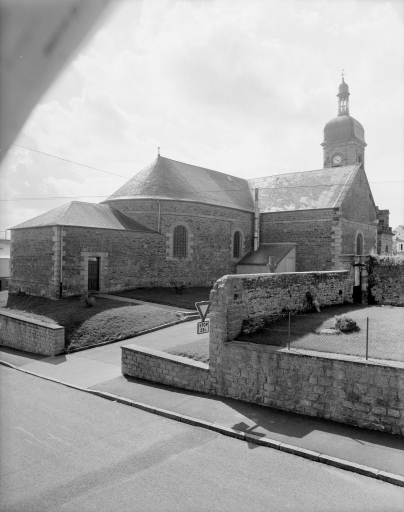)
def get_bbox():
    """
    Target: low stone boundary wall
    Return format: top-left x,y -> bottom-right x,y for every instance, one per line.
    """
122,344 -> 211,393
212,271 -> 353,340
121,271 -> 403,435
370,263 -> 404,306
0,310 -> 65,356
215,342 -> 404,435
